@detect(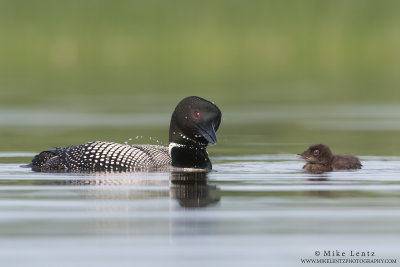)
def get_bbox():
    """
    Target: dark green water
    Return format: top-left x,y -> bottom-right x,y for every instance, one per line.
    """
2,104 -> 400,155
